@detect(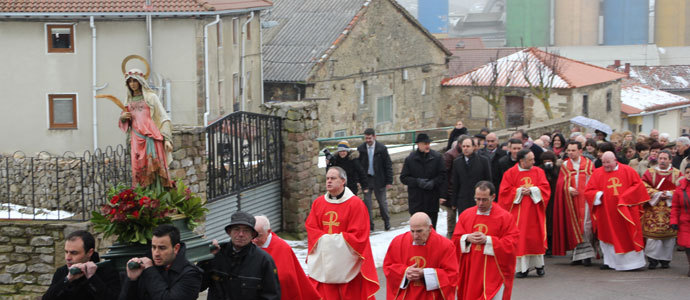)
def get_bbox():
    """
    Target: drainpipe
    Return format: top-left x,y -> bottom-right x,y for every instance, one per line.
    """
204,15 -> 221,126
146,1 -> 153,79
259,14 -> 265,104
241,11 -> 254,111
90,16 -> 108,150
